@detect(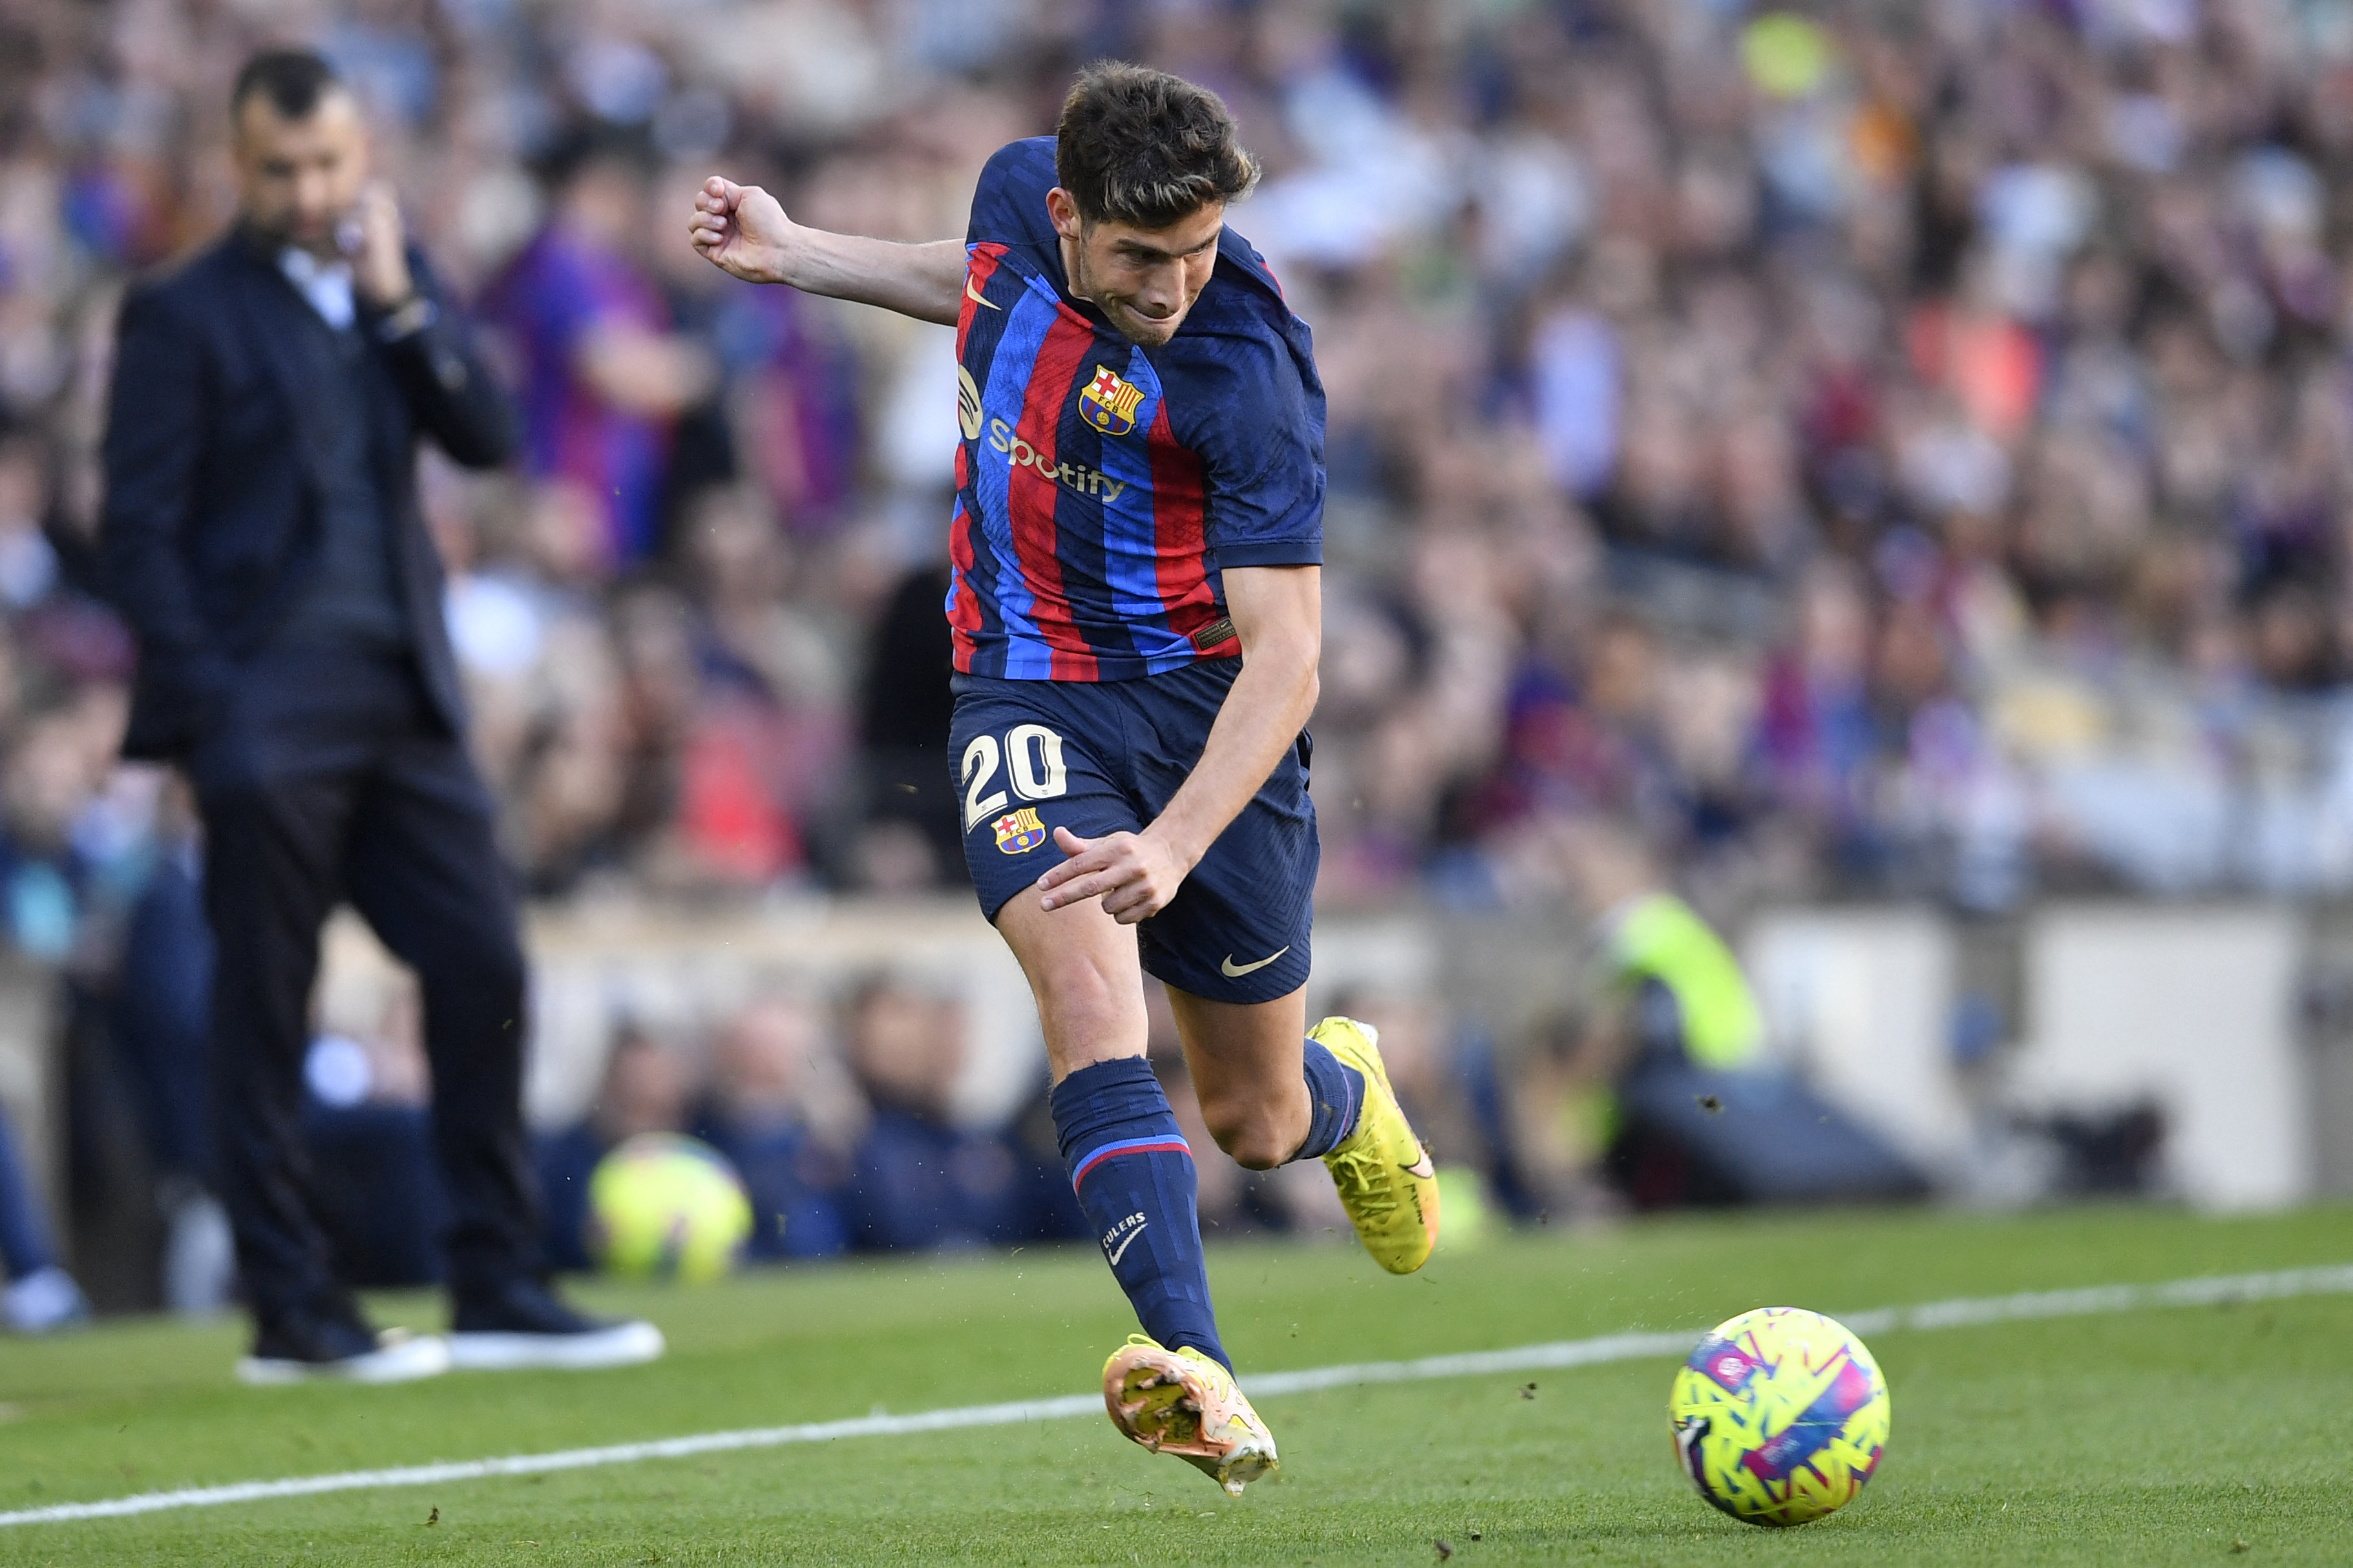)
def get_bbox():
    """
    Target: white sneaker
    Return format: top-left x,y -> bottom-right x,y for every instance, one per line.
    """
446,1319 -> 666,1371
2,1266 -> 91,1333
445,1278 -> 666,1372
236,1326 -> 452,1385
